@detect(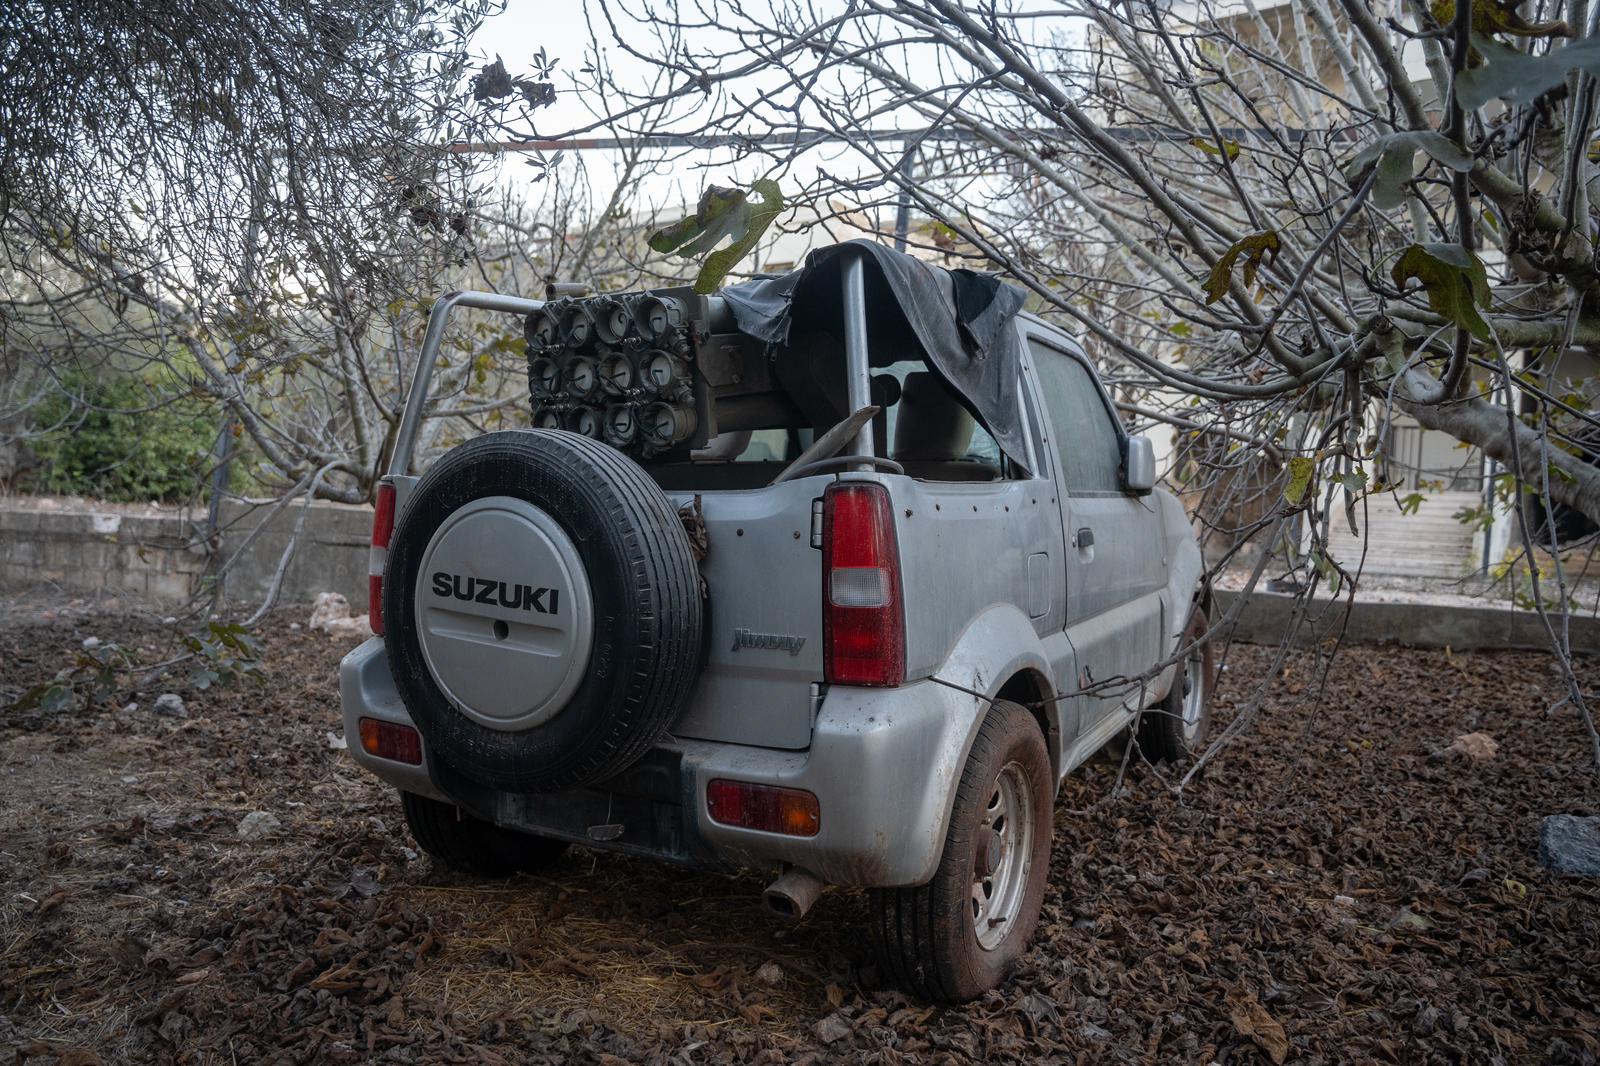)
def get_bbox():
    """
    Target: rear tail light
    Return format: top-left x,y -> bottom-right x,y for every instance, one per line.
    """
358,717 -> 422,765
368,481 -> 396,636
706,779 -> 820,836
822,482 -> 905,686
